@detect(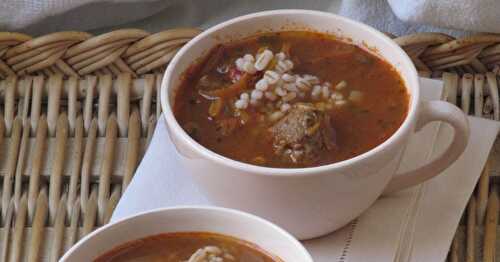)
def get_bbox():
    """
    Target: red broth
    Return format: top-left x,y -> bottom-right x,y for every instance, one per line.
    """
174,31 -> 409,168
94,232 -> 280,262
